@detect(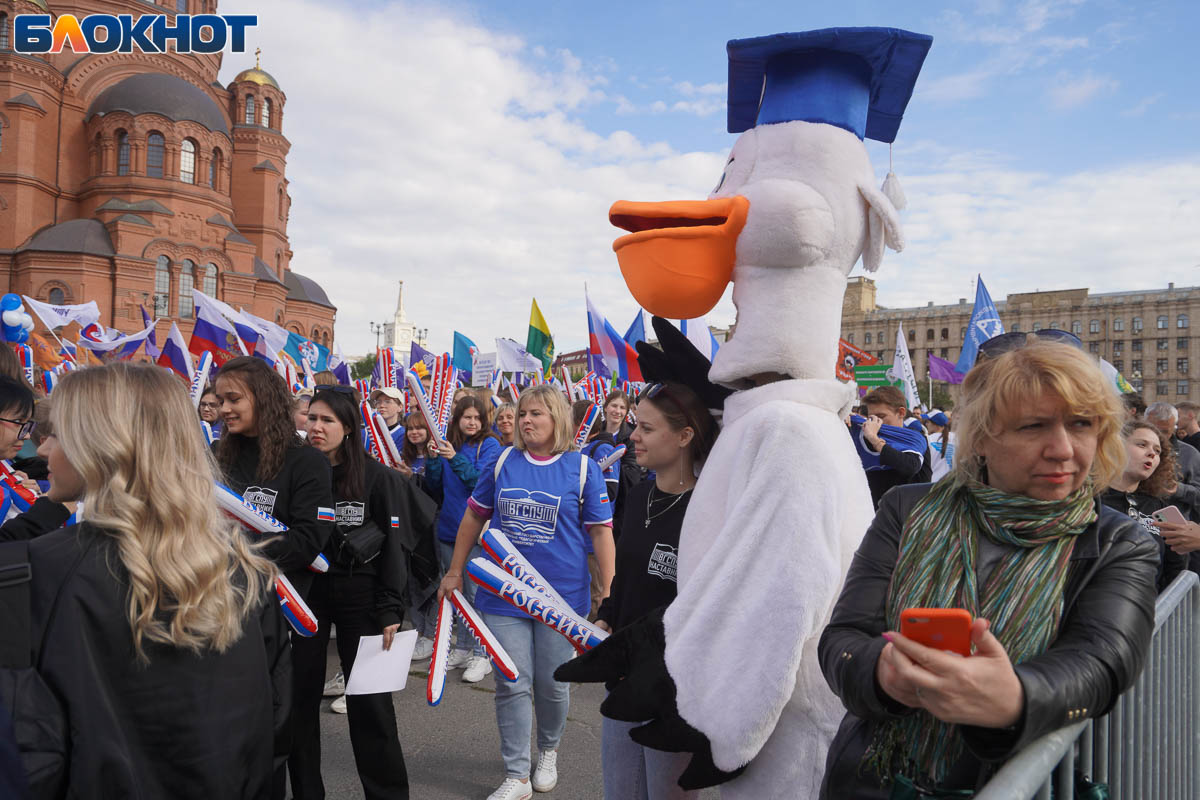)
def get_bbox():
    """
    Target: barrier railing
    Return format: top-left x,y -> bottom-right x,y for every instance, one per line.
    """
976,570 -> 1200,799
